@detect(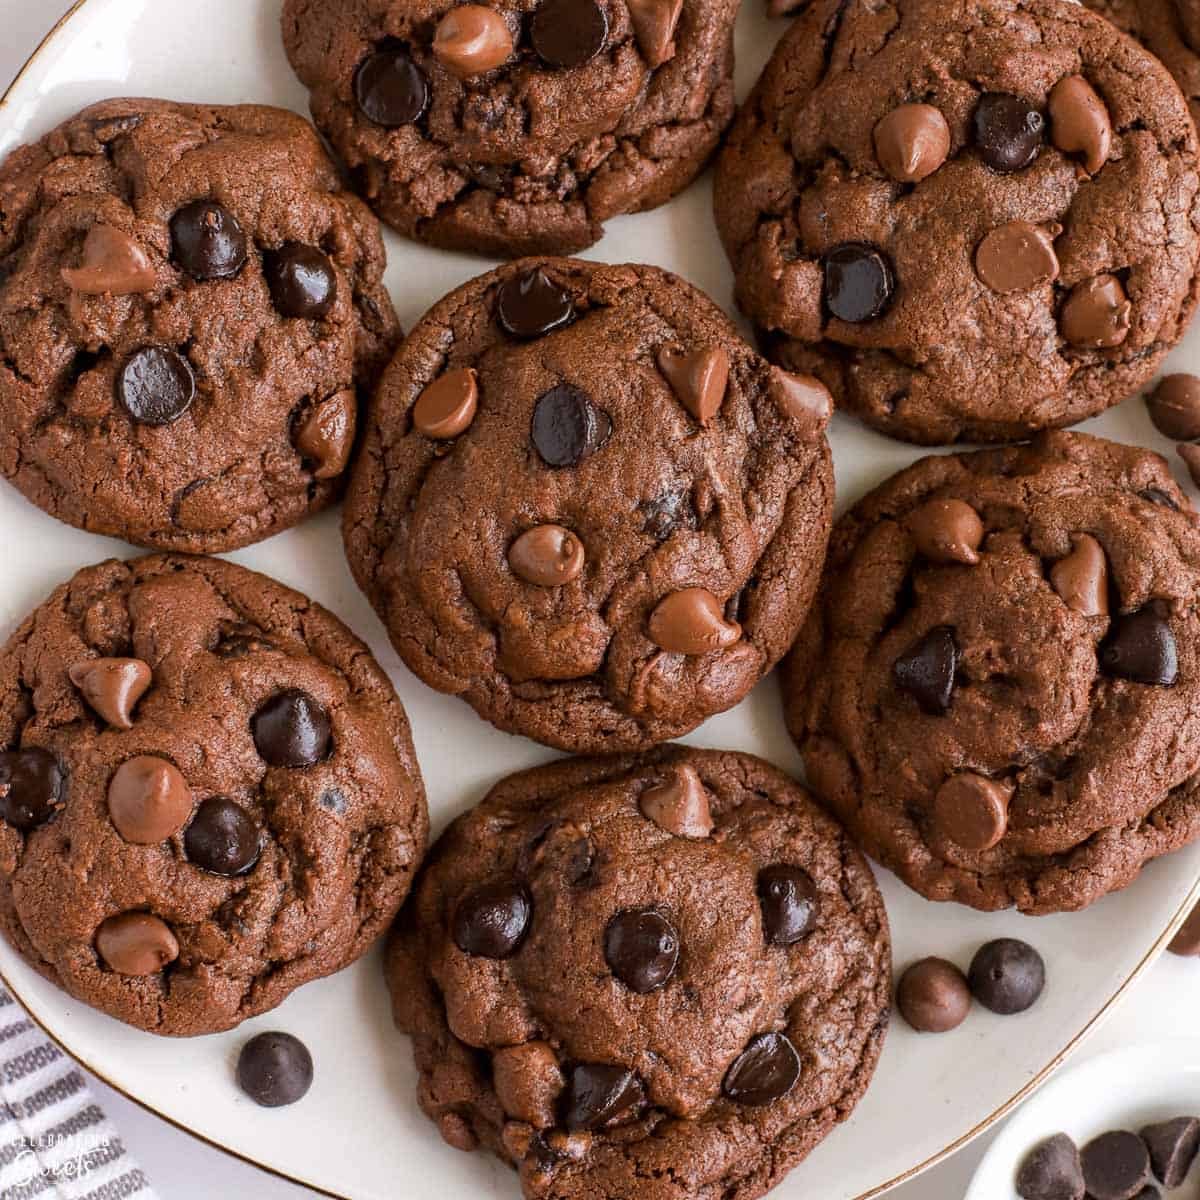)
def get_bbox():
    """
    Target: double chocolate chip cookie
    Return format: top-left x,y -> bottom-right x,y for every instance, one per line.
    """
387,747 -> 890,1200
282,0 -> 737,256
714,0 -> 1200,445
0,555 -> 427,1035
344,258 -> 835,753
786,431 -> 1200,914
0,99 -> 400,552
